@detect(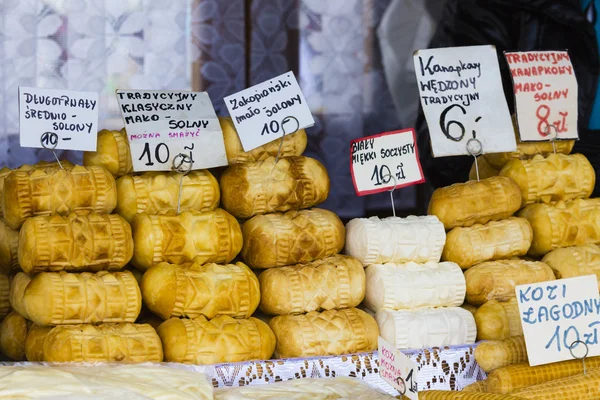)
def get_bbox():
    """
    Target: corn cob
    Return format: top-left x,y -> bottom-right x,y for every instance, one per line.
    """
115,170 -> 220,222
474,299 -> 522,341
475,336 -> 528,372
462,381 -> 487,392
486,358 -> 600,393
83,128 -> 132,177
511,367 -> 600,399
18,213 -> 133,274
419,391 -> 523,399
43,323 -> 163,362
